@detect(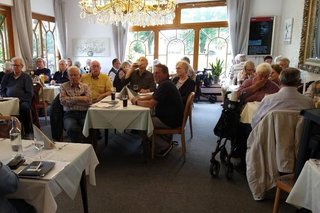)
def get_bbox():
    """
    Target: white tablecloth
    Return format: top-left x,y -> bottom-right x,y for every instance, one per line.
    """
43,85 -> 60,103
286,159 -> 320,212
83,96 -> 154,137
240,101 -> 260,124
0,97 -> 19,115
0,139 -> 99,213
